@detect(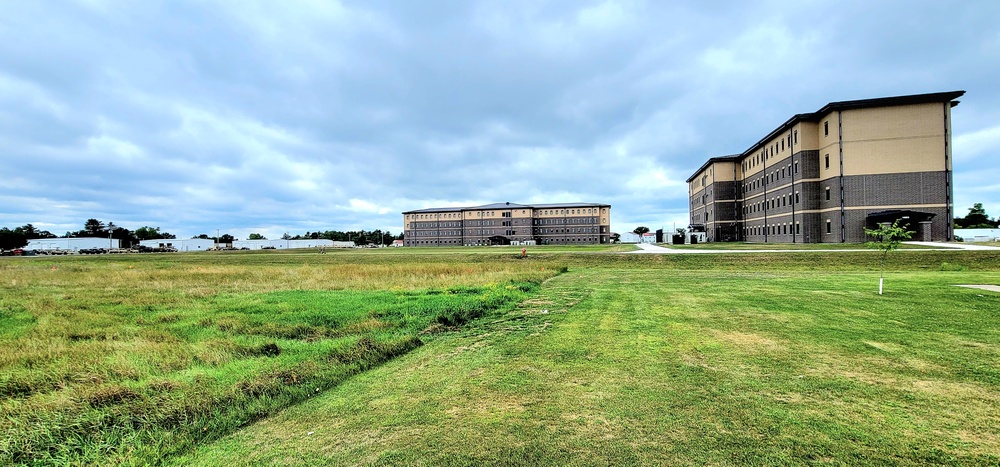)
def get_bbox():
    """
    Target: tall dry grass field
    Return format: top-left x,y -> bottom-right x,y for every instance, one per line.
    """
0,250 -> 564,464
